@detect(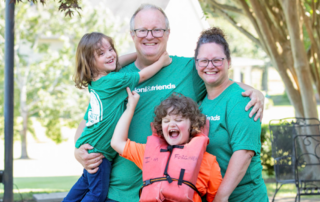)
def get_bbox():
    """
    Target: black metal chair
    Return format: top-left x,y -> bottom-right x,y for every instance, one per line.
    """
294,132 -> 320,202
269,117 -> 320,202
